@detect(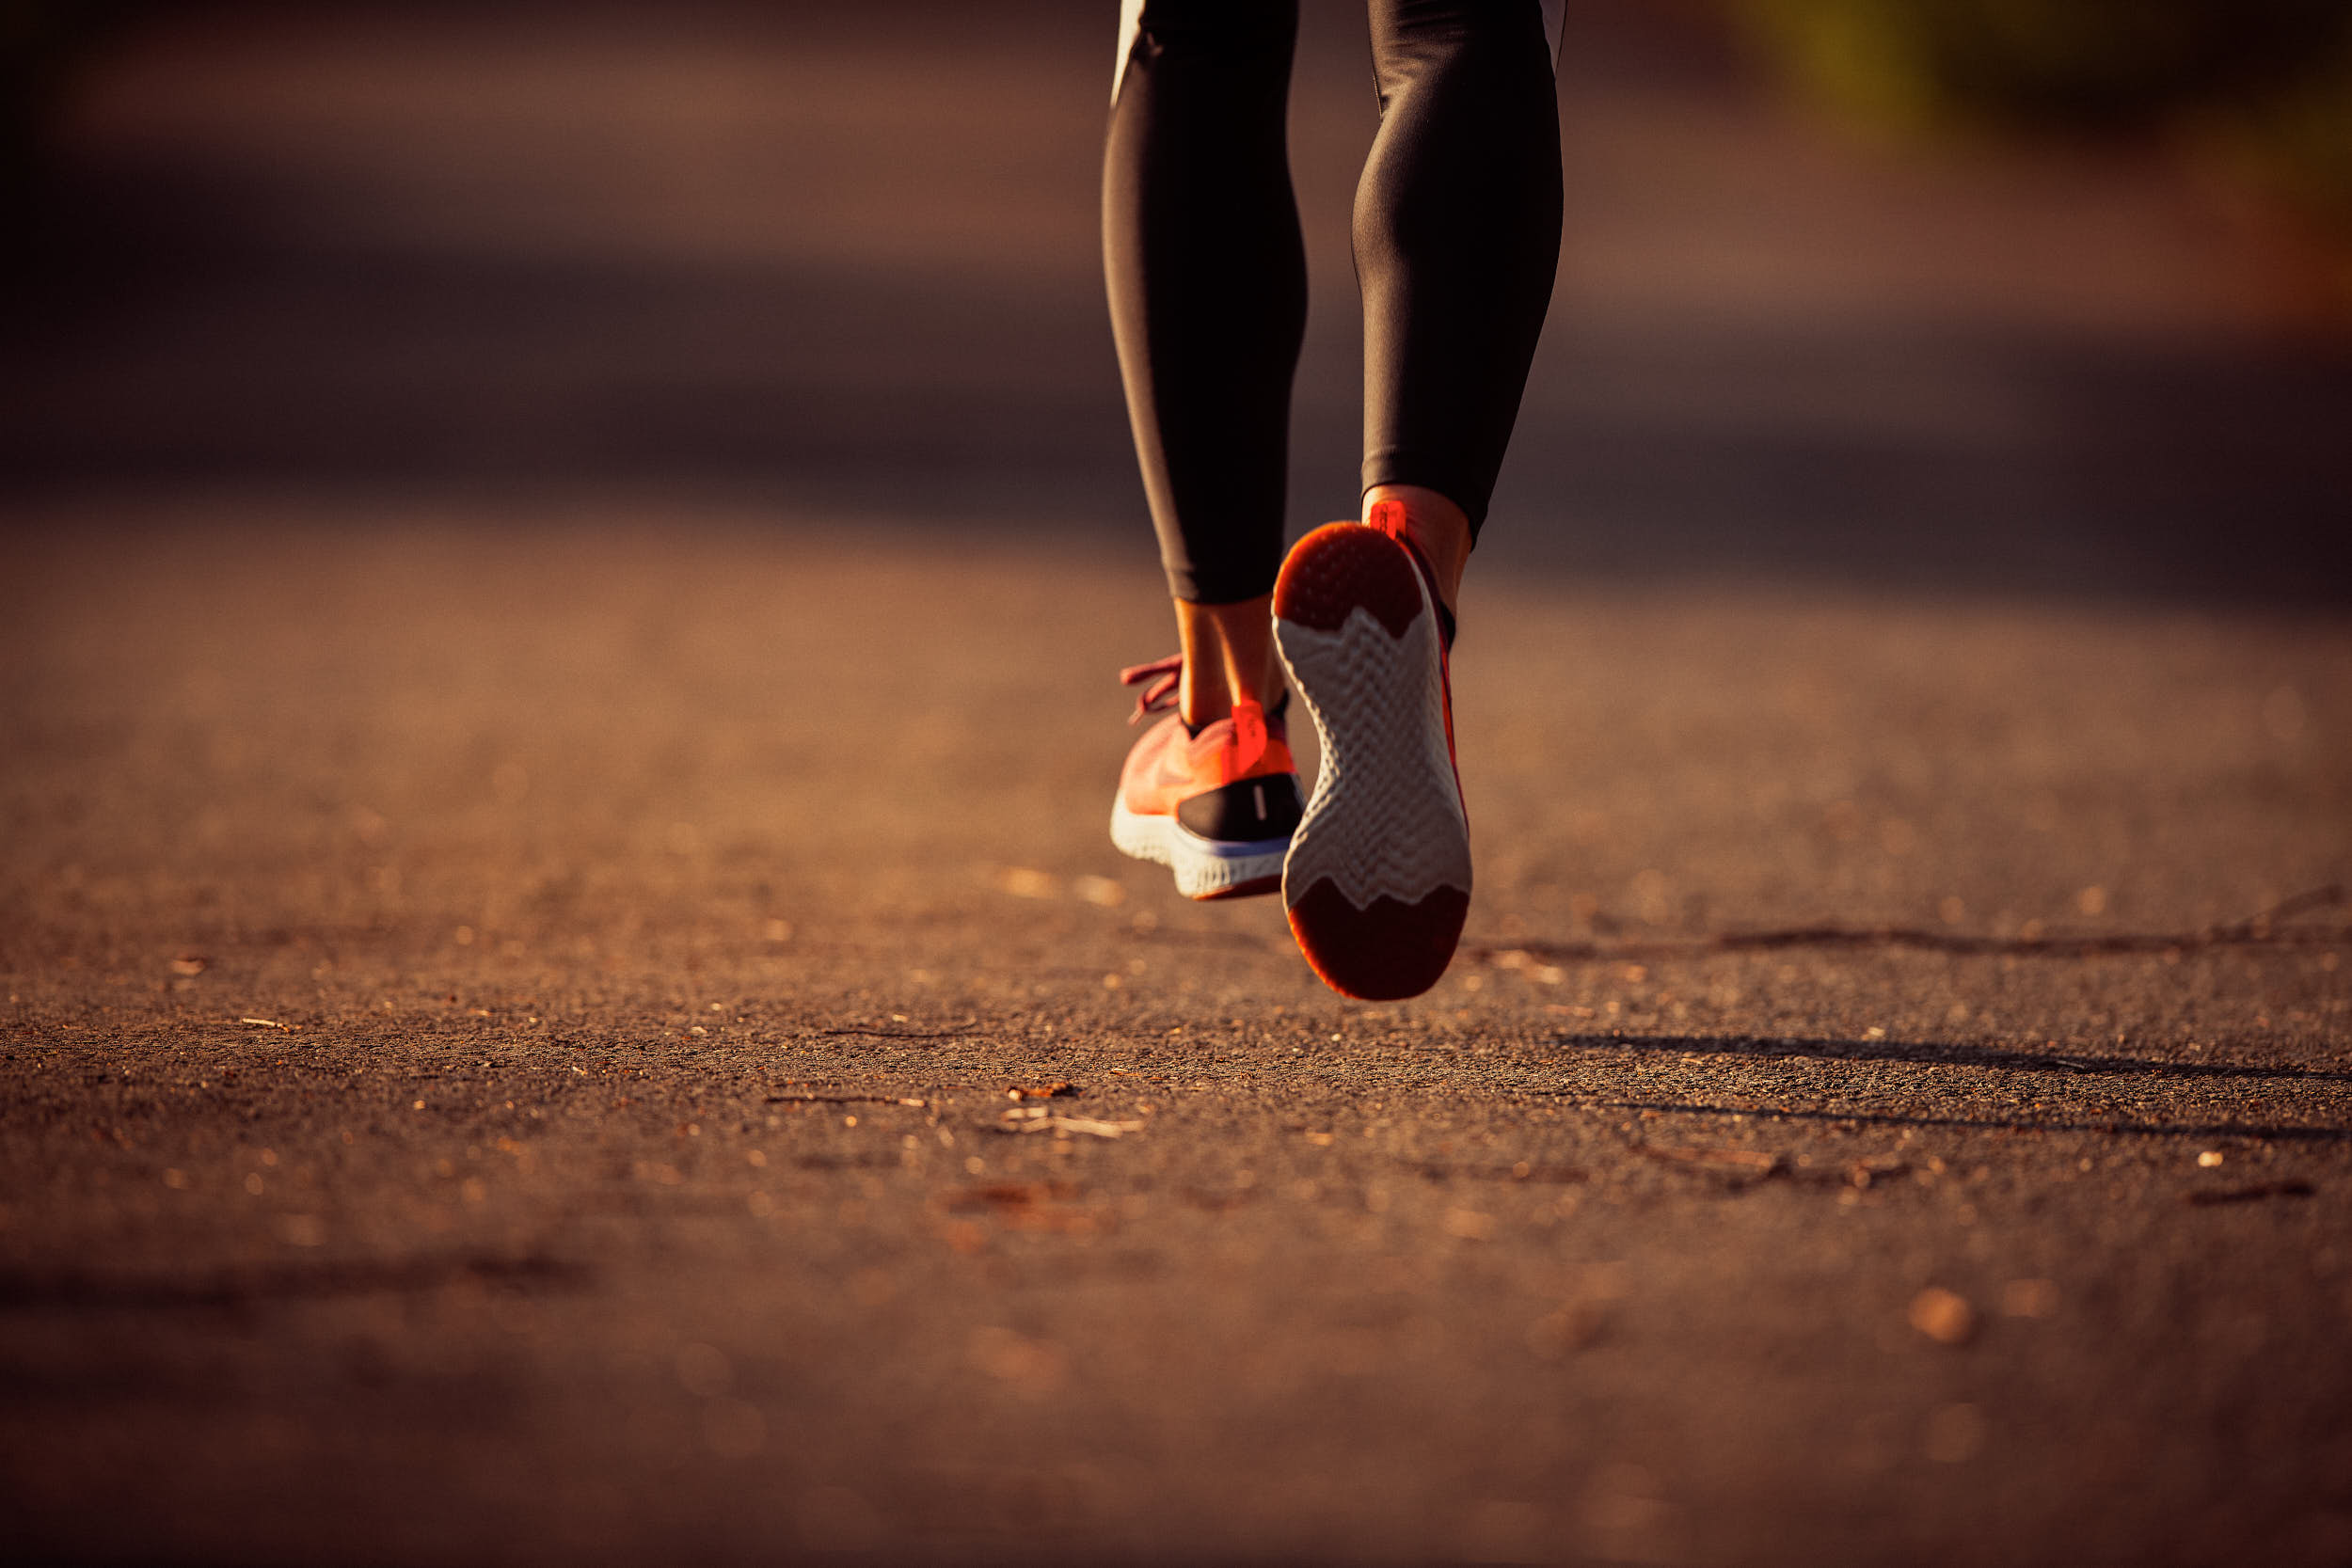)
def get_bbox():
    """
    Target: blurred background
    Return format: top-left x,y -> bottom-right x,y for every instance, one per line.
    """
4,15 -> 2348,1560
2,0 -> 2348,605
